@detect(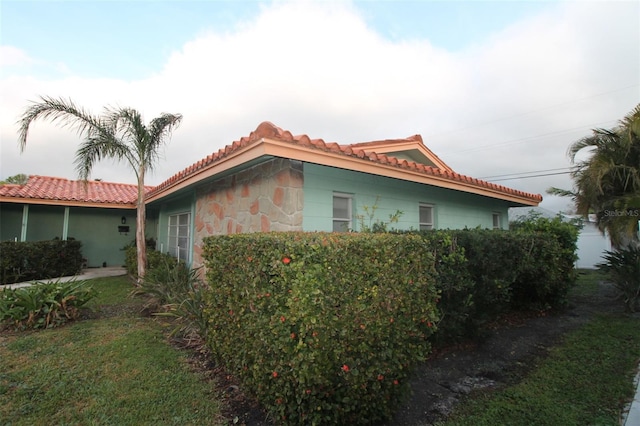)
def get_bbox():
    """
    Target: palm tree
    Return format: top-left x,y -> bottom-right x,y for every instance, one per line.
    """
549,104 -> 640,247
17,96 -> 183,281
